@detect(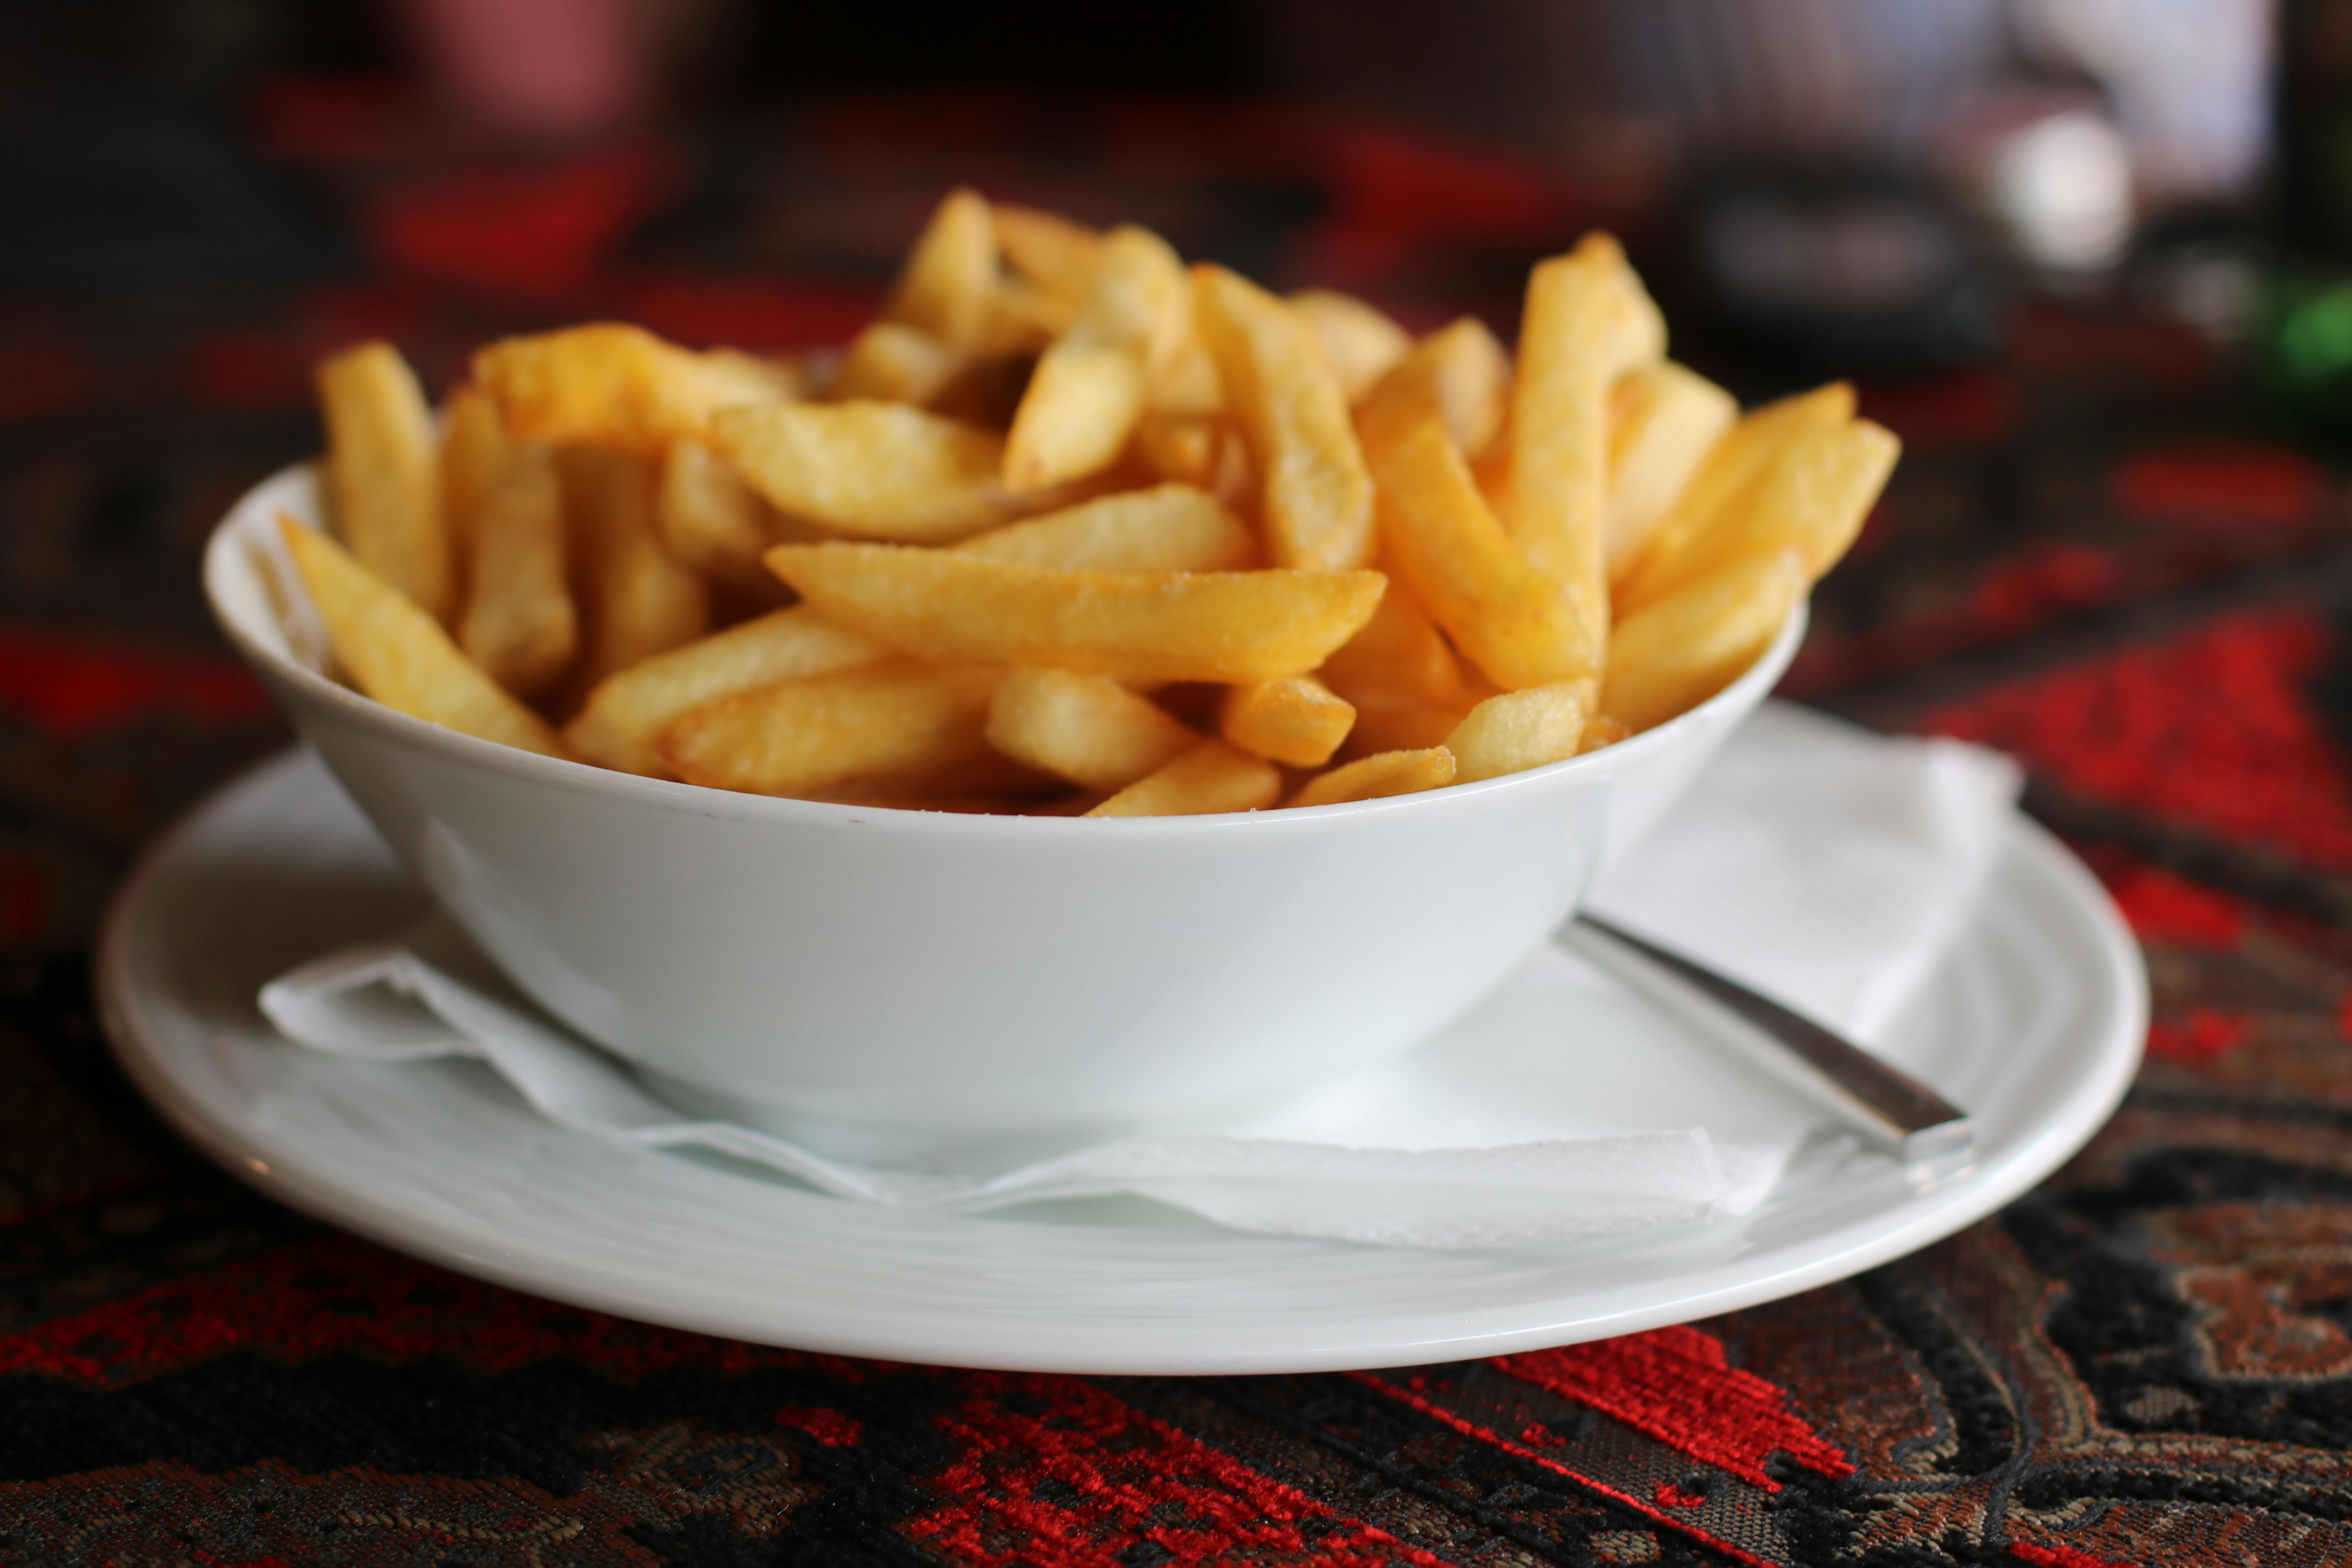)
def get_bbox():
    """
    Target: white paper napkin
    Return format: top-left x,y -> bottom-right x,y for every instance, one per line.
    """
1584,702 -> 2023,1044
257,702 -> 2020,1250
